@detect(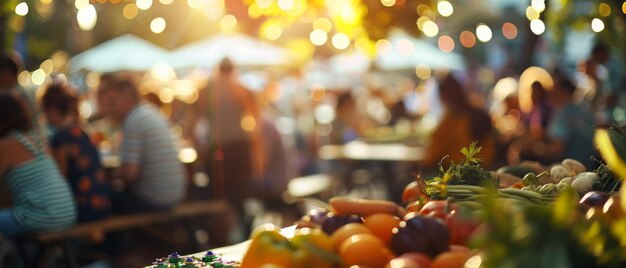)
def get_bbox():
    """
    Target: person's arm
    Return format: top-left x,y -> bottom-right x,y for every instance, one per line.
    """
118,163 -> 140,185
119,117 -> 143,186
49,134 -> 68,177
